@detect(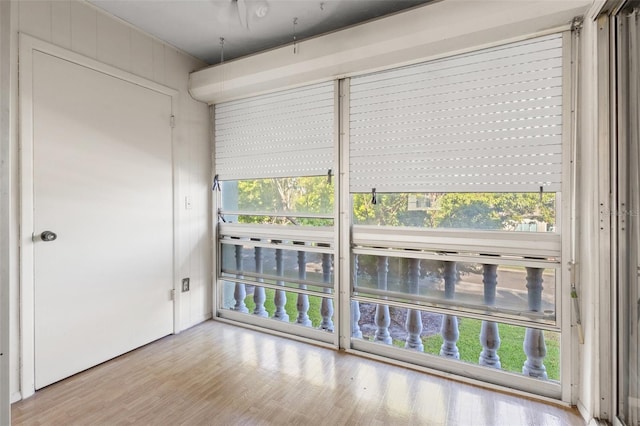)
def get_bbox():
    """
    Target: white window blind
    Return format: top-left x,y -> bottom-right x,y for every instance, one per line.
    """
214,81 -> 334,180
349,34 -> 564,193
